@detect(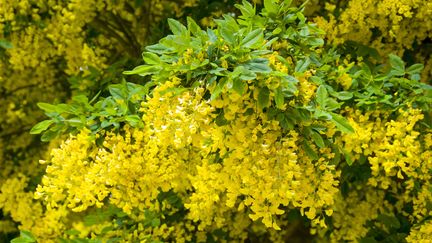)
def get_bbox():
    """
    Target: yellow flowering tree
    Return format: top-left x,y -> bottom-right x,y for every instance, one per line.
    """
2,0 -> 432,242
